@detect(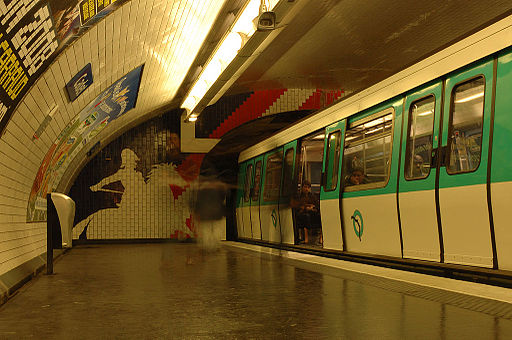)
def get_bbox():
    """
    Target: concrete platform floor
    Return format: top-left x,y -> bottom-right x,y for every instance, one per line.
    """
1,242 -> 512,339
